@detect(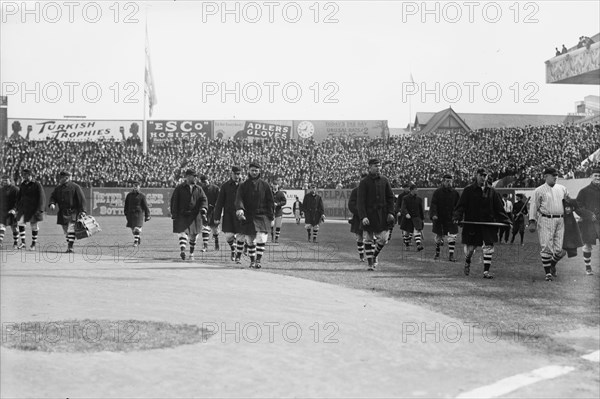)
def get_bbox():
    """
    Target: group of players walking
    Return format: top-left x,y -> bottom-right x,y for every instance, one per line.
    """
1,161 -> 598,281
